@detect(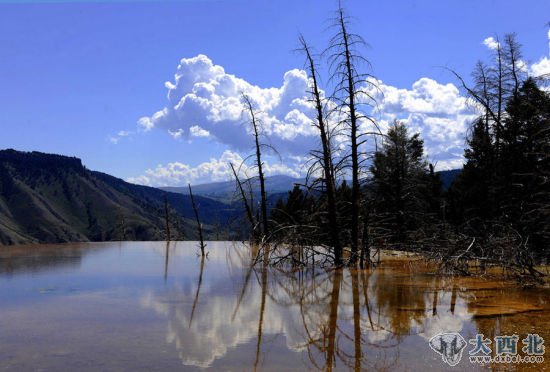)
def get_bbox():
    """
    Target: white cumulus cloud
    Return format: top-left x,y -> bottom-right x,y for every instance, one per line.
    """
168,128 -> 184,140
483,36 -> 500,50
139,54 -> 317,154
132,33 -> 550,185
134,54 -> 479,179
530,29 -> 550,78
108,130 -> 132,144
189,125 -> 210,138
367,77 -> 478,169
126,150 -> 303,187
